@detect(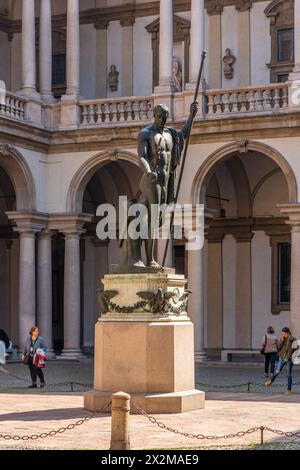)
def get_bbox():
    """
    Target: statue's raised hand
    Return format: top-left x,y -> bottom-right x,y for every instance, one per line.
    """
190,101 -> 199,119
